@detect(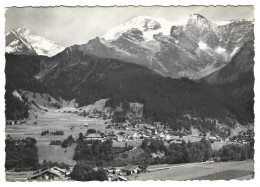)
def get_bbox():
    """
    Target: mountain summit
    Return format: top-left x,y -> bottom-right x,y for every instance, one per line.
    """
5,27 -> 65,57
103,16 -> 174,41
77,14 -> 254,79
